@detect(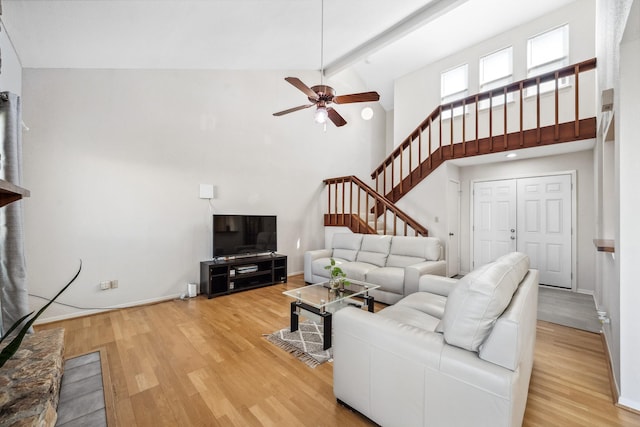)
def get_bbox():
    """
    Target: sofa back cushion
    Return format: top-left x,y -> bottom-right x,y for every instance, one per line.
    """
439,252 -> 530,352
386,236 -> 441,267
356,235 -> 392,267
331,233 -> 363,262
